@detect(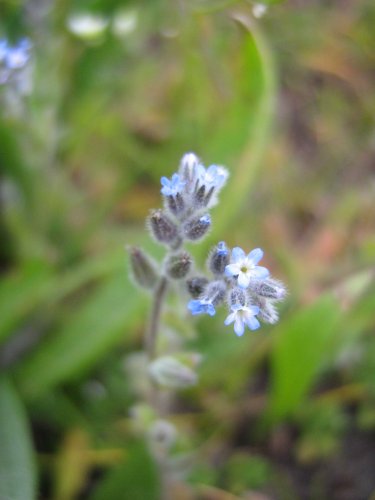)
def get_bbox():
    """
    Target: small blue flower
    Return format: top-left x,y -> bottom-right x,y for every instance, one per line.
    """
2,38 -> 31,70
188,299 -> 216,316
160,173 -> 185,197
225,247 -> 269,289
224,304 -> 260,336
196,164 -> 228,190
